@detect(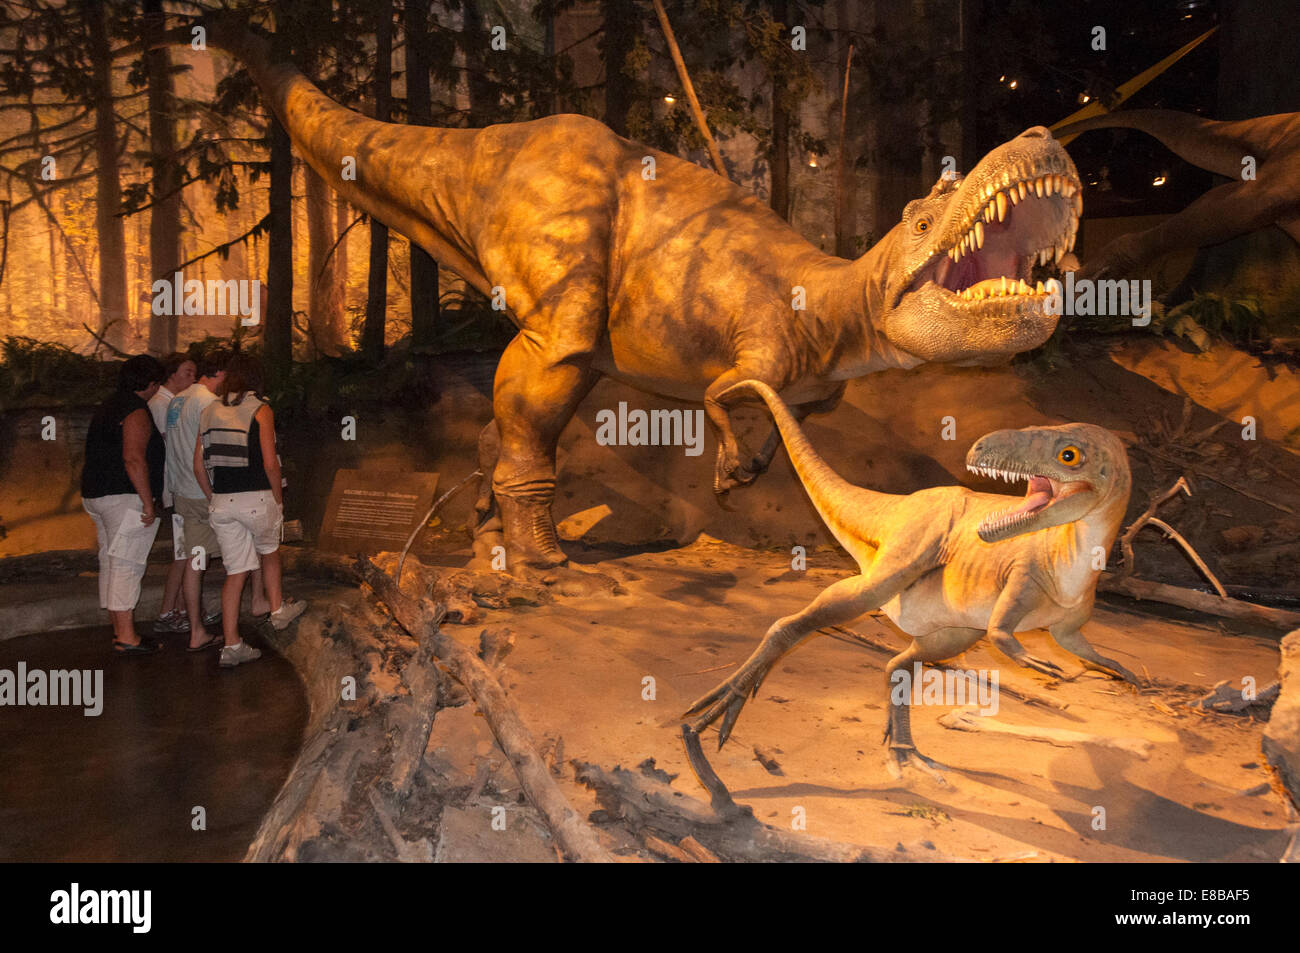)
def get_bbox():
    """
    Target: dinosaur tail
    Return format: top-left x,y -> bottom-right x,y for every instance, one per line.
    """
1054,109 -> 1254,180
721,380 -> 891,549
161,15 -> 492,295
